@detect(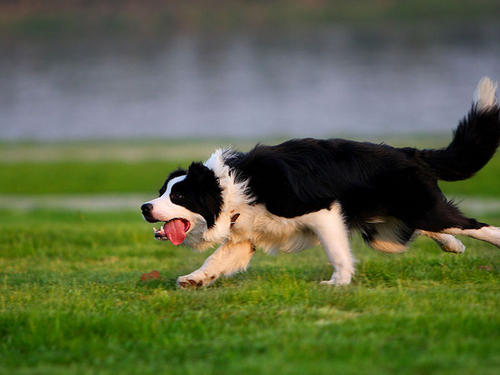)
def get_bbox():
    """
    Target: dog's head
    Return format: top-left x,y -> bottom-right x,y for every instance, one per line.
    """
141,162 -> 224,249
